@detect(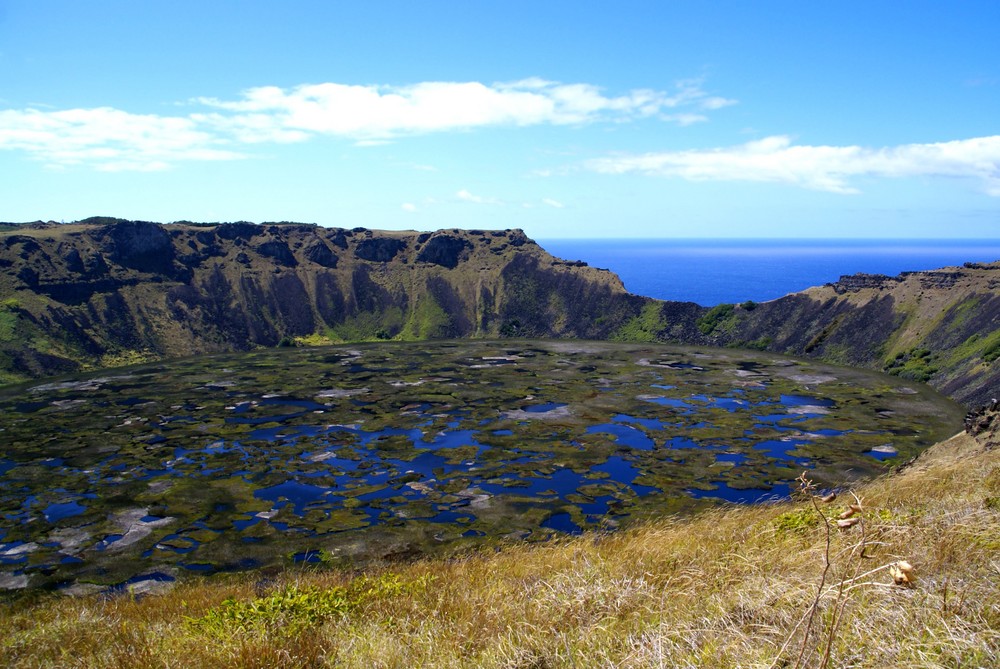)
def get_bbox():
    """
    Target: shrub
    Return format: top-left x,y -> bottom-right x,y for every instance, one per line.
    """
190,573 -> 431,638
697,303 -> 736,335
883,347 -> 938,382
